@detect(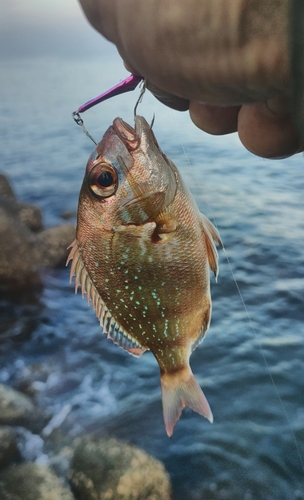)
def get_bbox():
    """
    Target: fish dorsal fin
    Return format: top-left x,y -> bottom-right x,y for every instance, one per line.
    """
66,240 -> 145,358
200,214 -> 223,281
